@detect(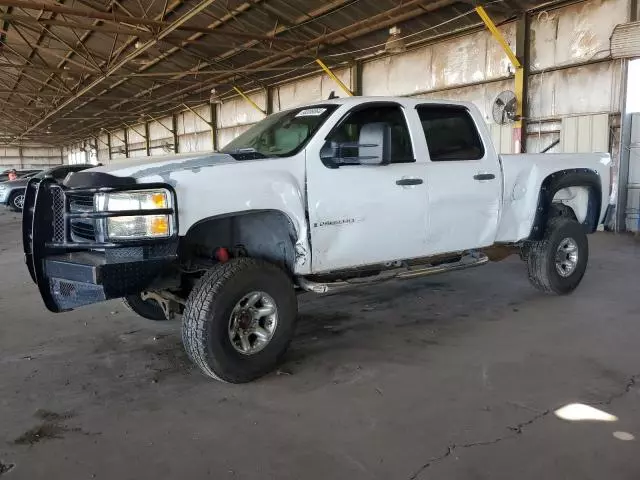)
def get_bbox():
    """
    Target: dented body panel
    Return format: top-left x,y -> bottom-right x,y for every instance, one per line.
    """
92,152 -> 311,273
496,153 -> 611,242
